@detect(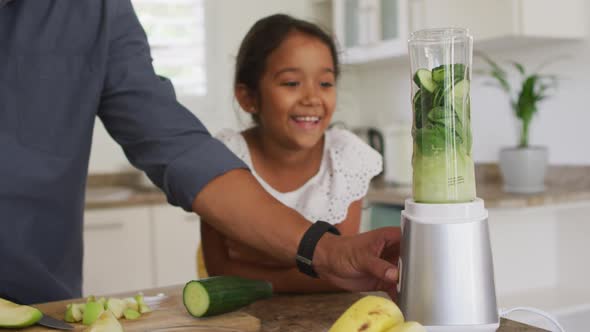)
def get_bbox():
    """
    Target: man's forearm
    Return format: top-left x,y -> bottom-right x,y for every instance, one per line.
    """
192,169 -> 309,265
